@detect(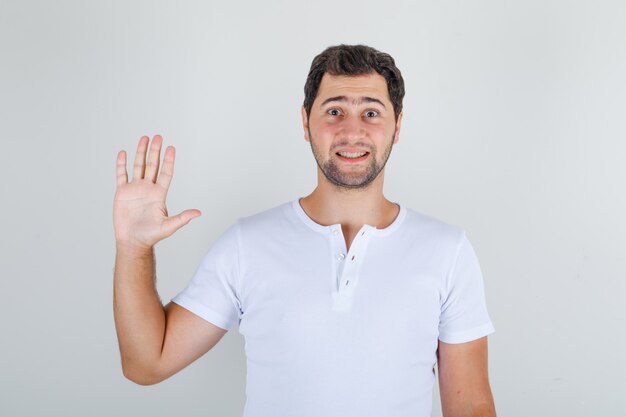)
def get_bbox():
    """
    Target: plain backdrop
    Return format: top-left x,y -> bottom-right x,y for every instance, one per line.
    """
1,0 -> 625,416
